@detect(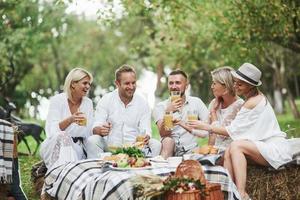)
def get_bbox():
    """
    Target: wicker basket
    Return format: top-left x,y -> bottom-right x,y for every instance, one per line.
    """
166,160 -> 224,200
165,189 -> 201,200
205,183 -> 224,200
